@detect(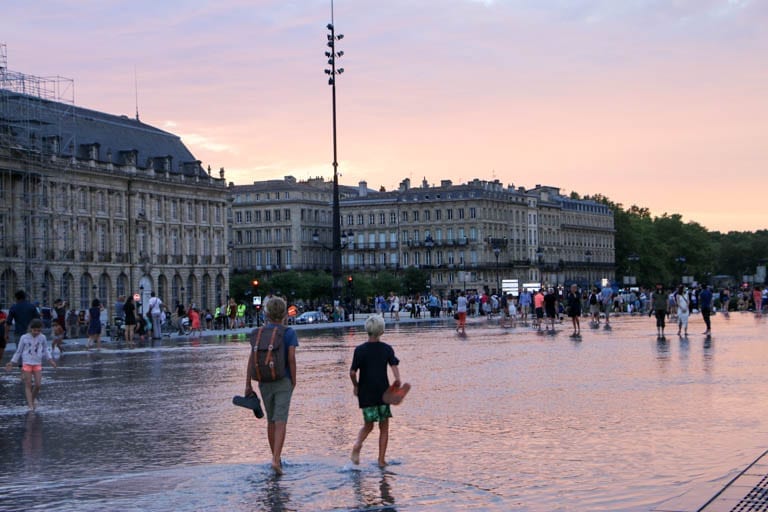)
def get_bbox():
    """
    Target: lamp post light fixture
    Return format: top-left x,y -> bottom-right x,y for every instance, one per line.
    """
323,7 -> 346,306
92,284 -> 98,301
139,285 -> 145,315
